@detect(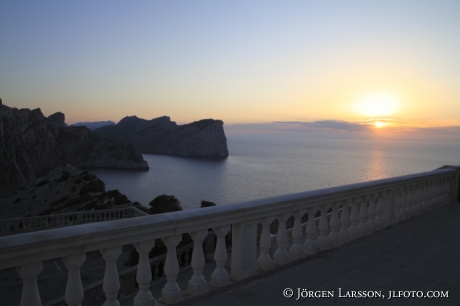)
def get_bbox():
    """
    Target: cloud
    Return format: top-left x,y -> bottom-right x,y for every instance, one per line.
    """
273,120 -> 371,132
226,119 -> 460,142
